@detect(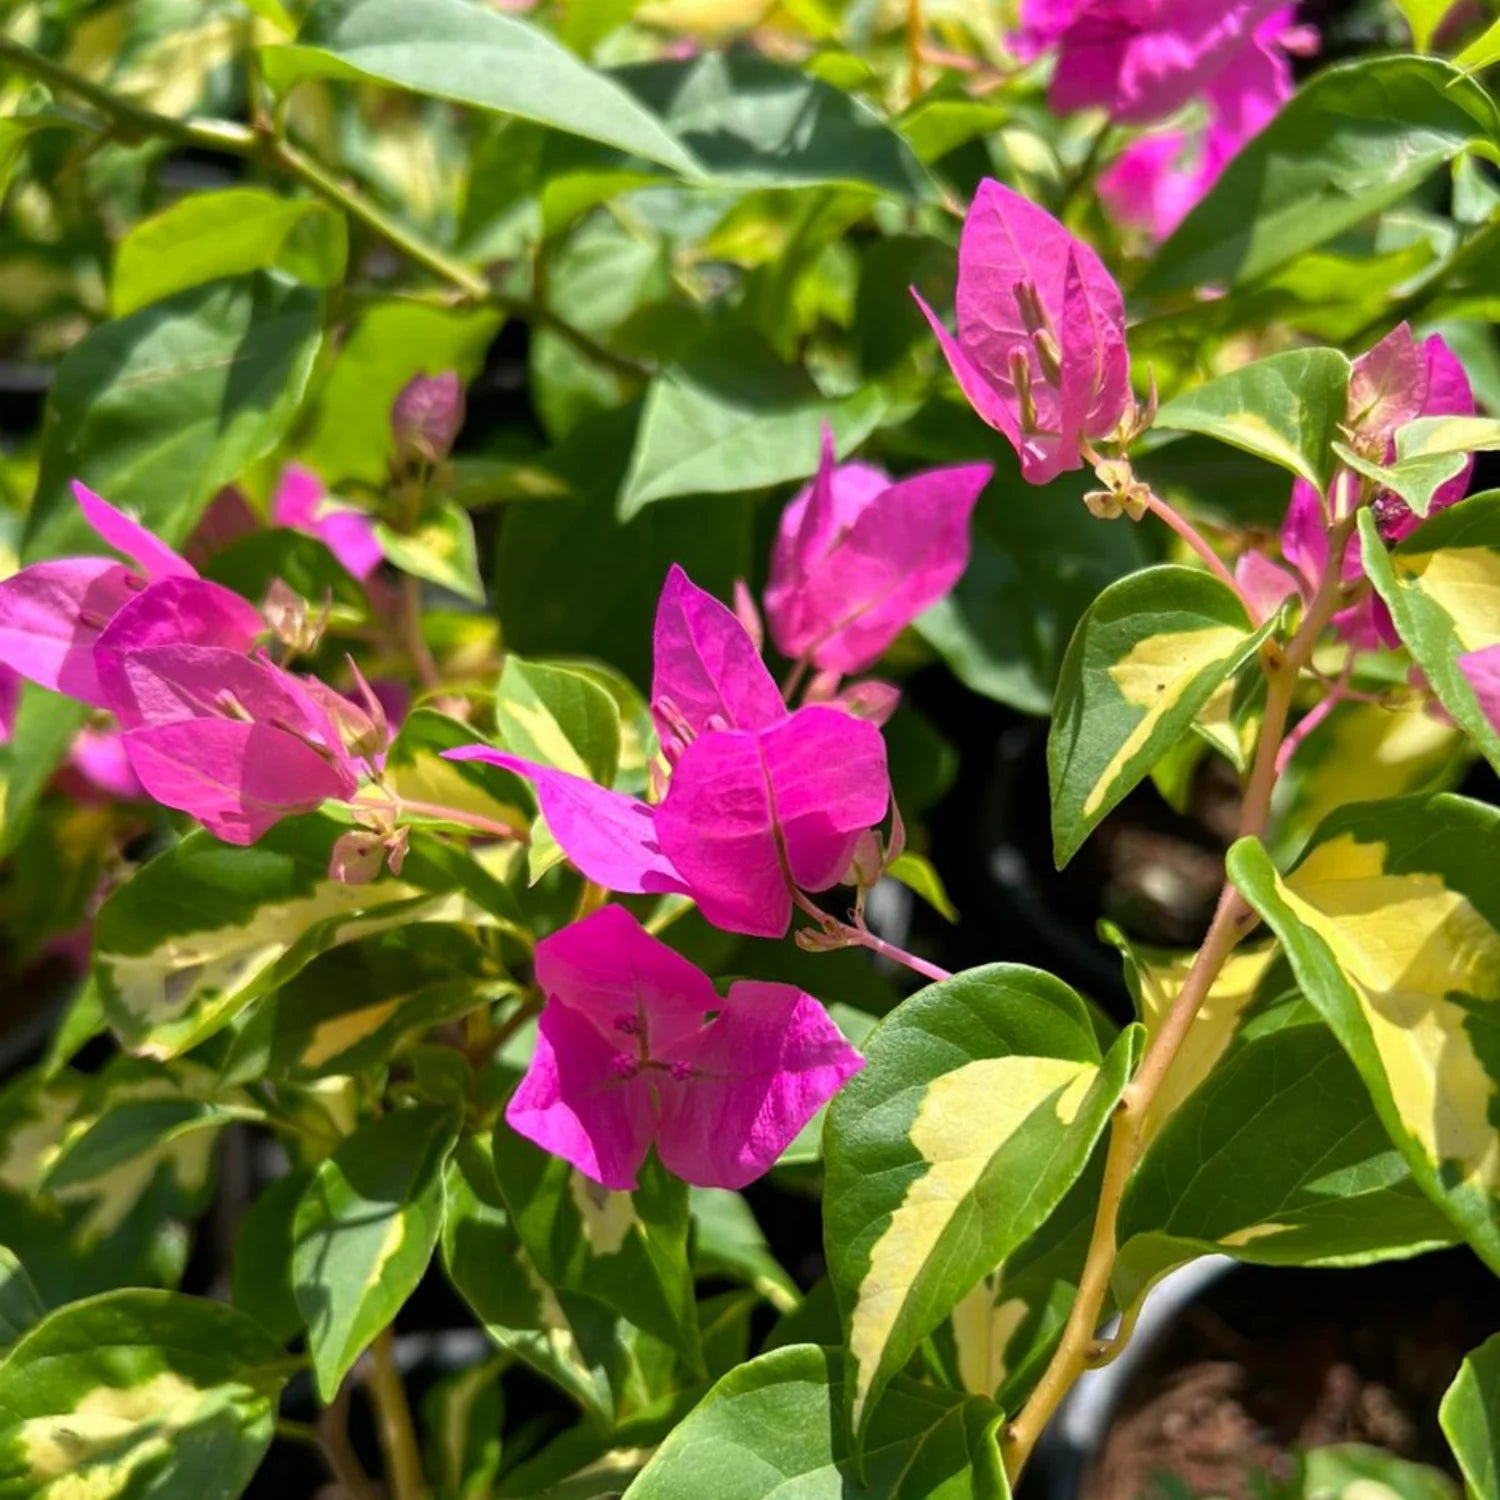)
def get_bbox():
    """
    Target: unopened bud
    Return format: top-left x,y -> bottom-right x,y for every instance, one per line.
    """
330,829 -> 385,884
1084,489 -> 1126,520
844,829 -> 885,891
264,578 -> 327,656
1032,328 -> 1063,386
795,925 -> 849,954
733,579 -> 763,653
1008,349 -> 1039,434
392,371 -> 465,465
